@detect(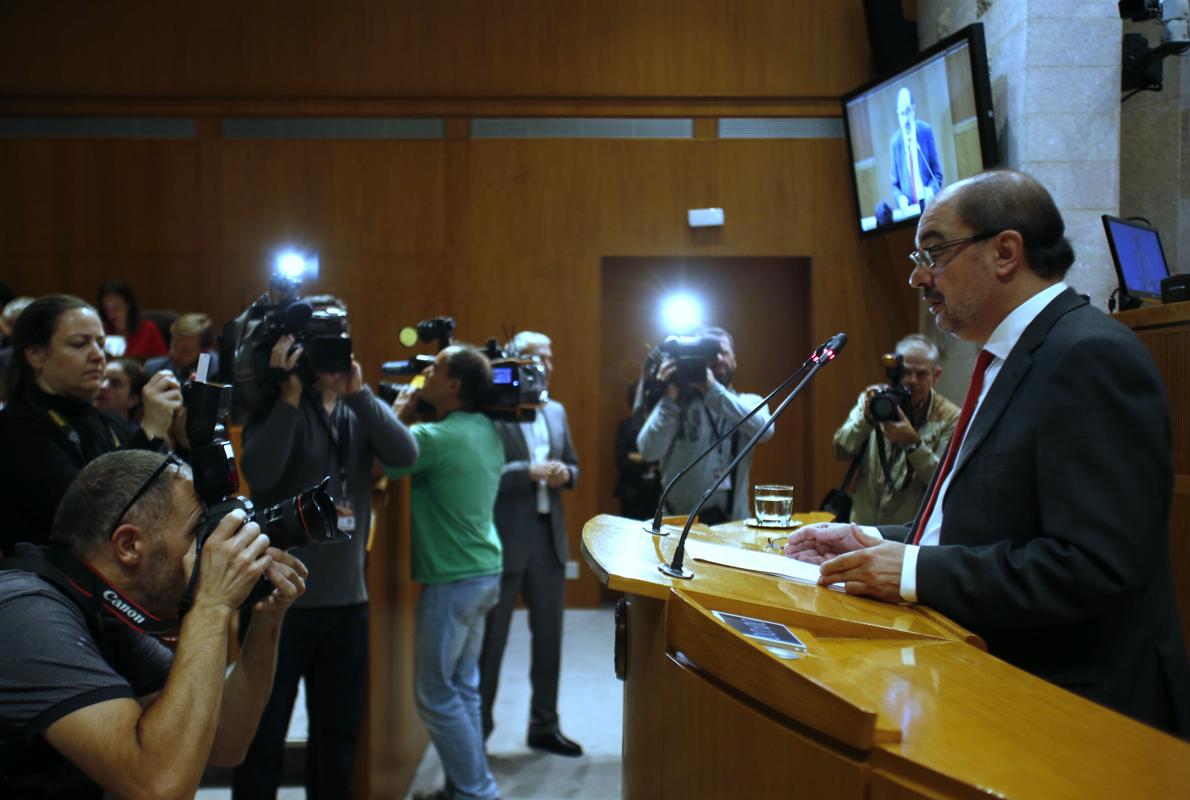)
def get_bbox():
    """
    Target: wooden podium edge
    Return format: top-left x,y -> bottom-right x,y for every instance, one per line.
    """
665,588 -> 895,750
